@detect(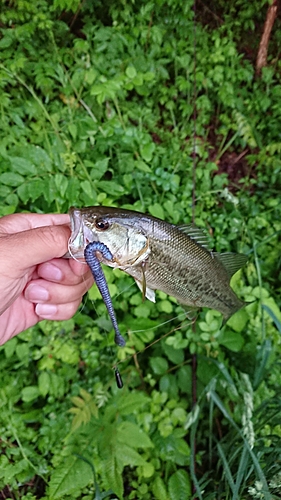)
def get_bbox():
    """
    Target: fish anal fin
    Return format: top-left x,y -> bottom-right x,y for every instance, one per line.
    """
214,252 -> 248,279
177,224 -> 212,250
